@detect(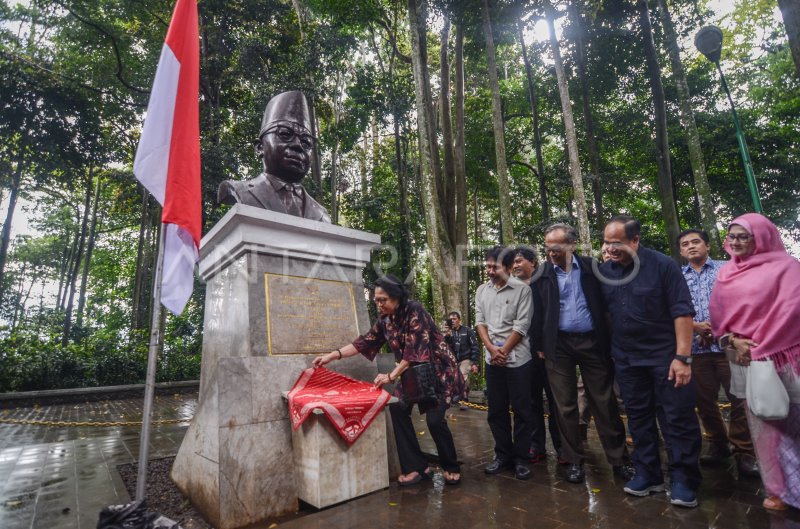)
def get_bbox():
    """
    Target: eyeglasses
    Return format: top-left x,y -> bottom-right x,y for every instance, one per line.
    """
262,125 -> 314,150
373,297 -> 390,305
727,233 -> 752,243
